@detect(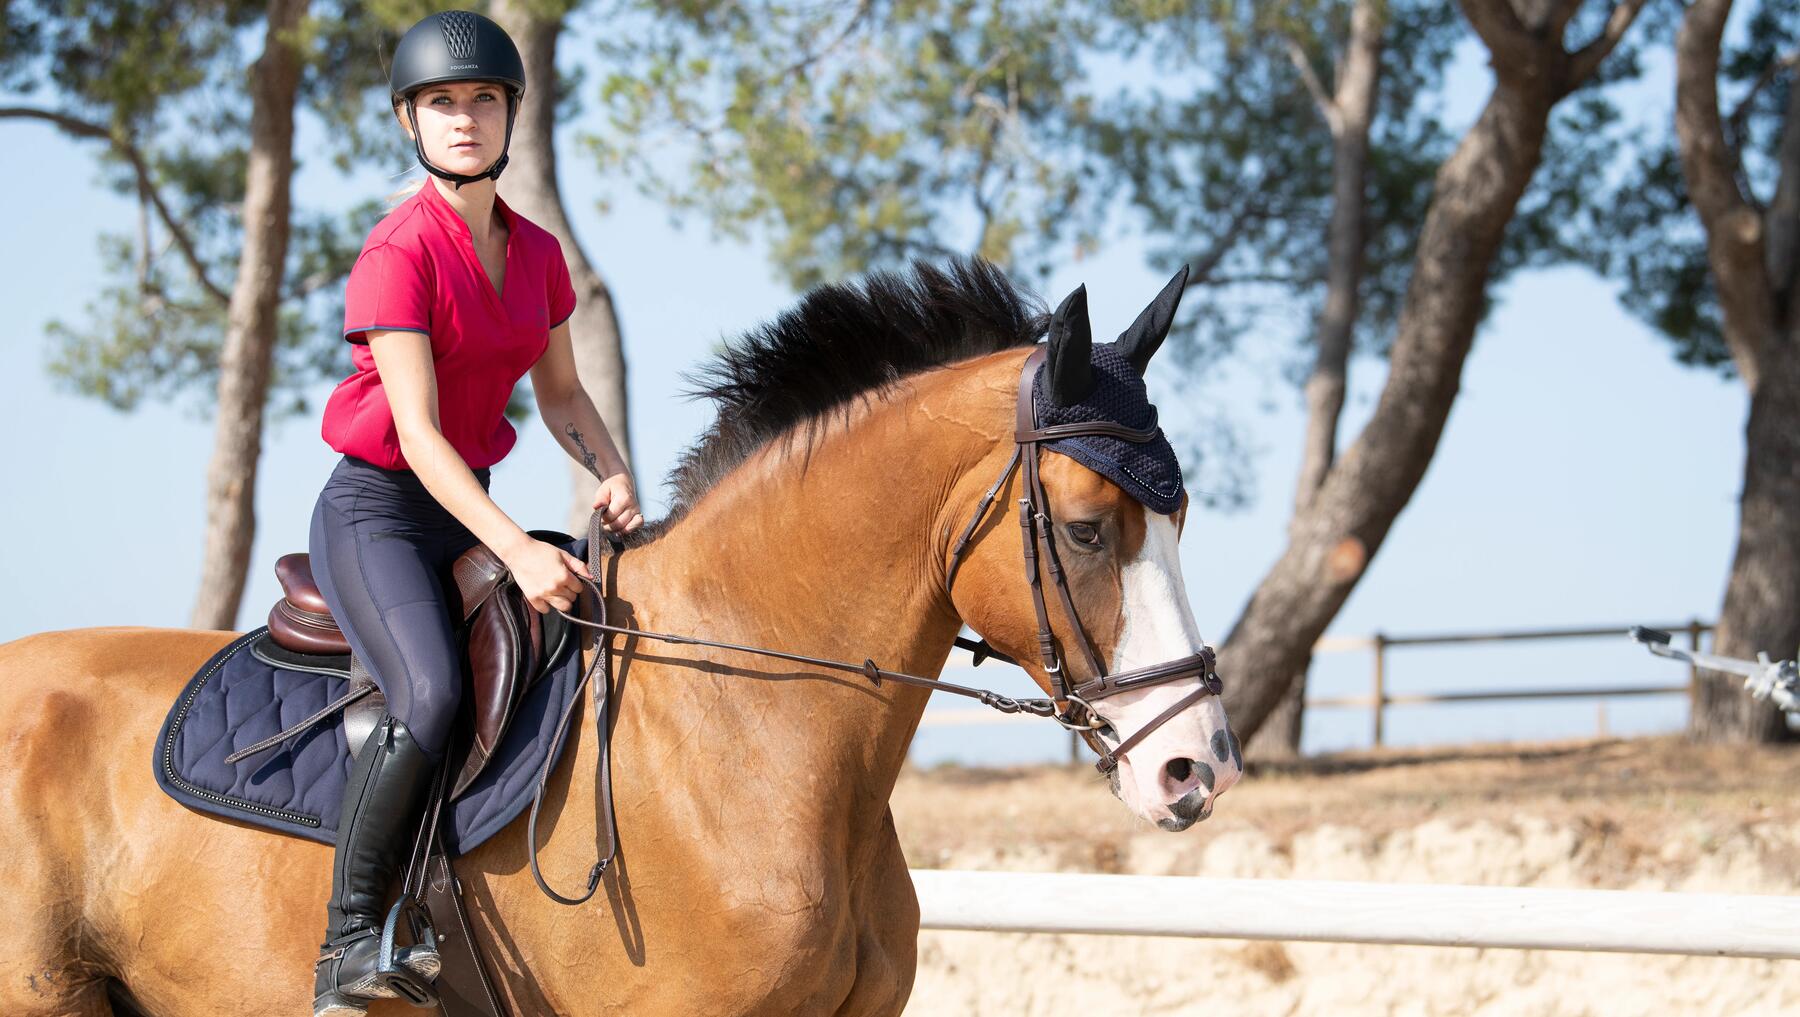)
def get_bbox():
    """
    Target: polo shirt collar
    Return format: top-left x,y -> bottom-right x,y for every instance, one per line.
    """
417,178 -> 517,239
